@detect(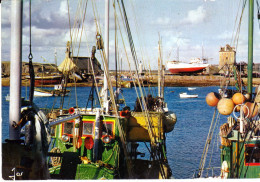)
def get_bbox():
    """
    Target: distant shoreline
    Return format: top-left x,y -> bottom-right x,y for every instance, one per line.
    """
2,75 -> 260,87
